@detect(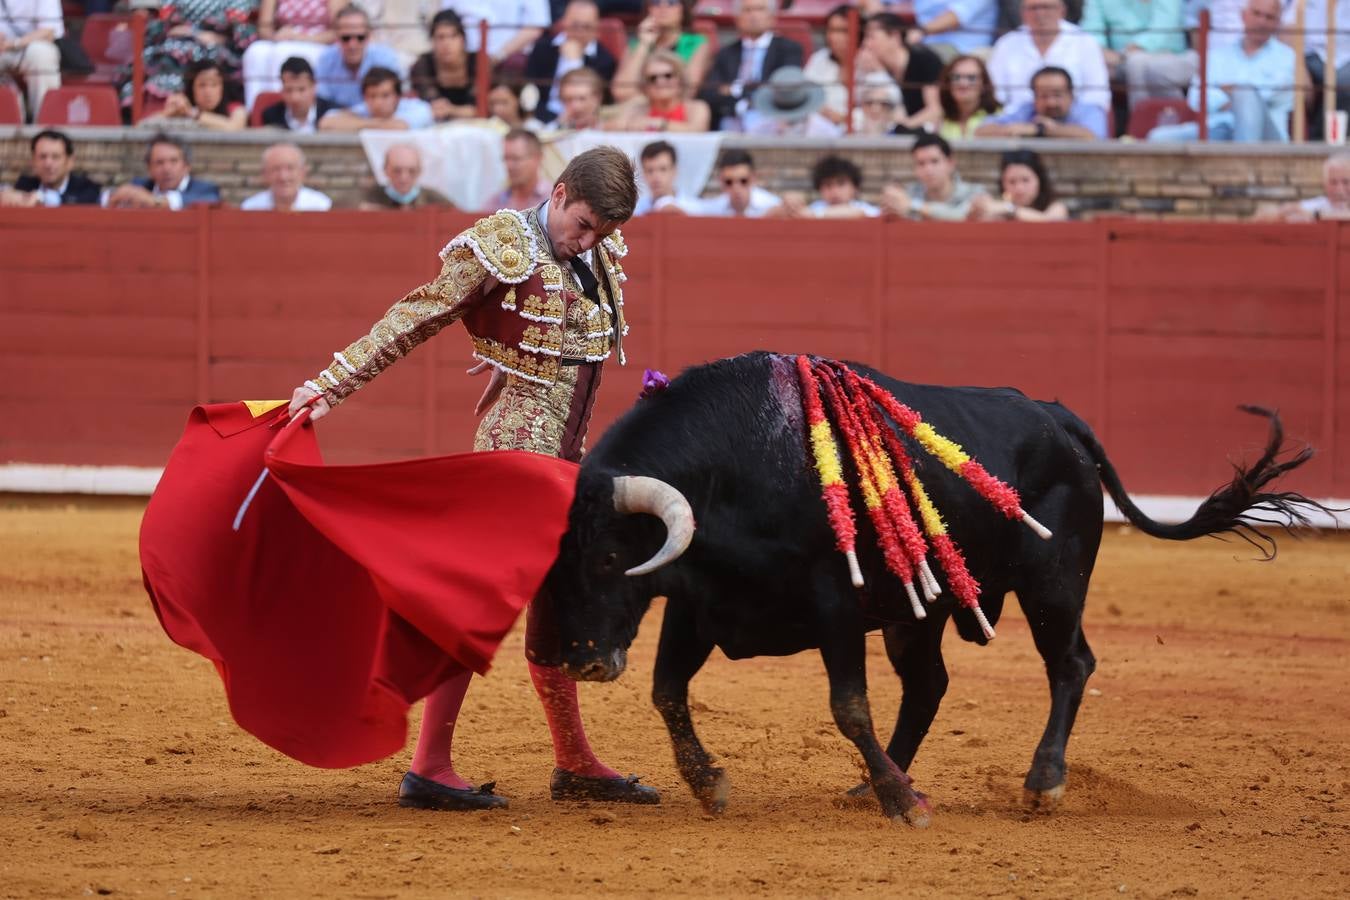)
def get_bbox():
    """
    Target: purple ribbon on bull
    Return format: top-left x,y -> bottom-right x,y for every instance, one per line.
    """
640,368 -> 670,400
